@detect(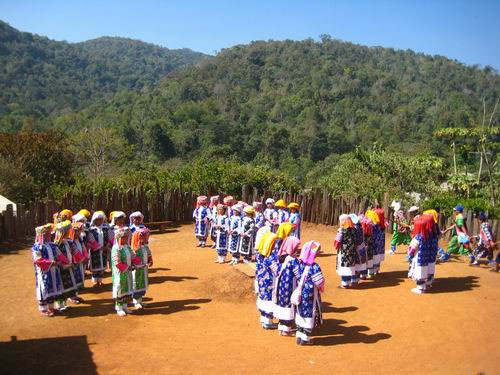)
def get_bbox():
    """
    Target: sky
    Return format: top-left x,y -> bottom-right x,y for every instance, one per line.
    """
1,0 -> 499,69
